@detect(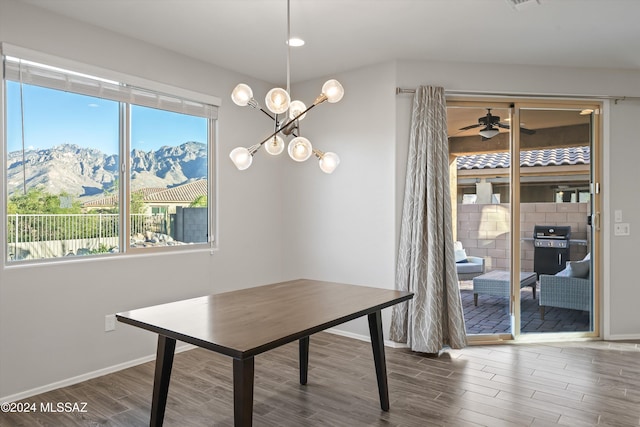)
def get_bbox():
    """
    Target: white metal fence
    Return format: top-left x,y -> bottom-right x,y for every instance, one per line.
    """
8,213 -> 116,243
7,213 -> 168,243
